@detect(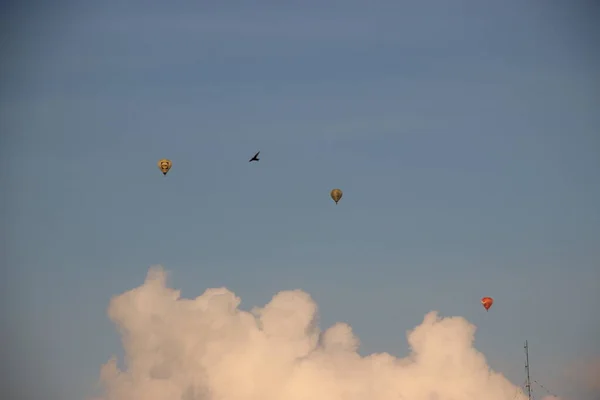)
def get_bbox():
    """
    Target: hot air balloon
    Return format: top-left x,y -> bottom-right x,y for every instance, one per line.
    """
157,159 -> 172,176
481,297 -> 494,312
330,188 -> 343,204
